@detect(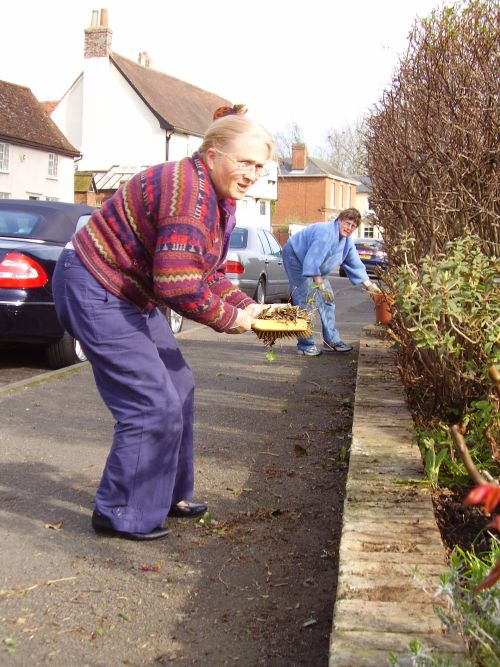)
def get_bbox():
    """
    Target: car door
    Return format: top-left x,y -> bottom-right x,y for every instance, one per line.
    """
258,230 -> 288,300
